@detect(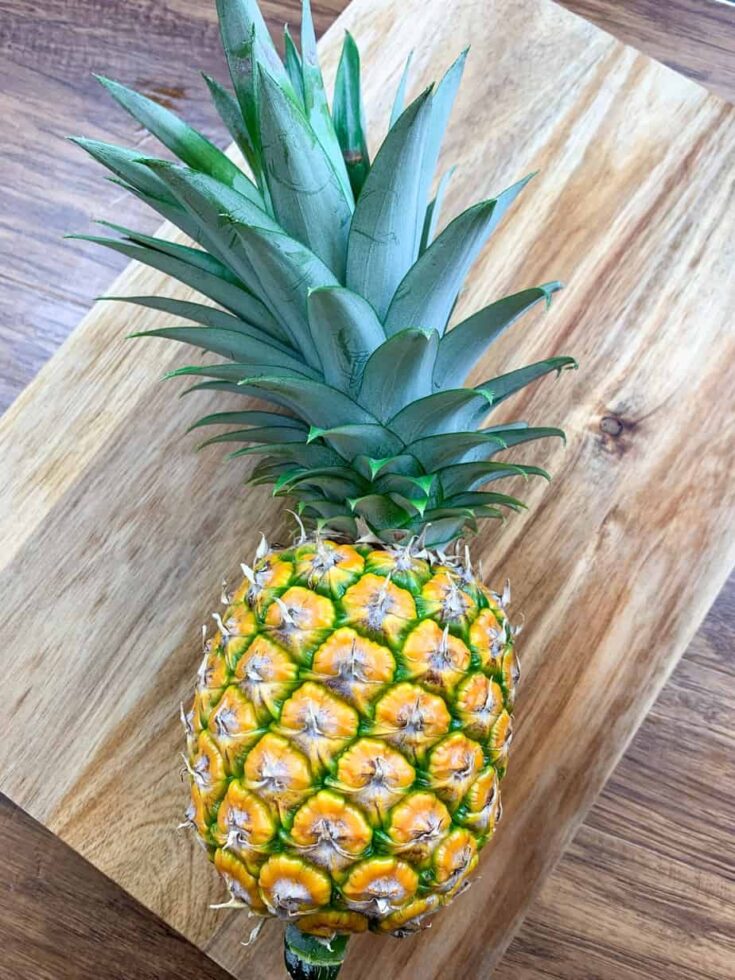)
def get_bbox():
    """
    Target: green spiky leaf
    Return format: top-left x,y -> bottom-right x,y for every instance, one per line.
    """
236,375 -> 380,428
228,222 -> 338,365
438,460 -> 549,496
202,73 -> 260,178
300,0 -> 353,205
130,326 -> 318,379
283,26 -> 306,106
388,388 -> 492,442
480,357 -> 577,405
421,165 -> 455,253
419,50 -> 467,210
390,52 -> 414,127
308,424 -> 404,460
384,174 -> 534,336
95,75 -> 261,204
358,329 -> 439,421
333,32 -> 370,197
435,283 -> 563,389
345,89 -> 433,319
307,286 -> 386,396
257,66 -> 351,277
188,410 -> 306,432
